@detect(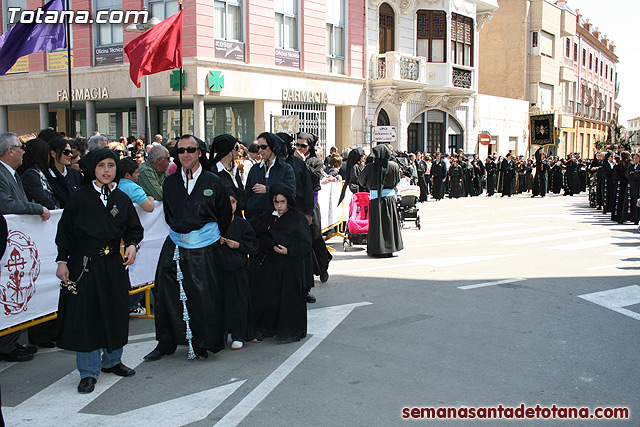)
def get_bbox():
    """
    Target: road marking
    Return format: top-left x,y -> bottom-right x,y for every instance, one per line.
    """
332,263 -> 421,275
409,254 -> 514,268
586,263 -> 626,271
447,225 -> 567,241
496,229 -> 610,246
579,286 -> 640,321
413,220 -> 485,230
215,302 -> 371,427
426,223 -> 523,236
547,237 -> 627,251
458,278 -> 527,290
604,247 -> 640,257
